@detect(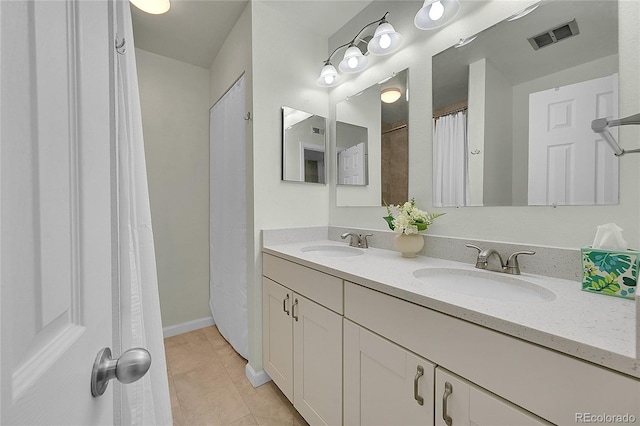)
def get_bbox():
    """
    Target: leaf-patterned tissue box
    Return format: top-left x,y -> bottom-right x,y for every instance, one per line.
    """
581,247 -> 638,300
